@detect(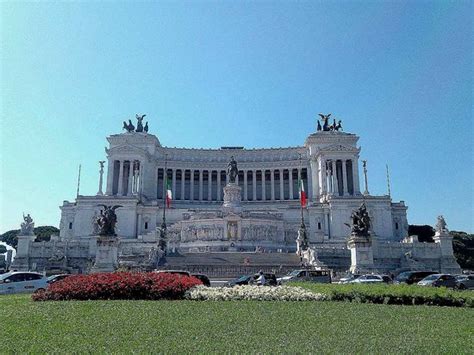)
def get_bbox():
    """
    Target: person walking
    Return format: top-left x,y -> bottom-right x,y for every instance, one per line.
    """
256,271 -> 266,286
